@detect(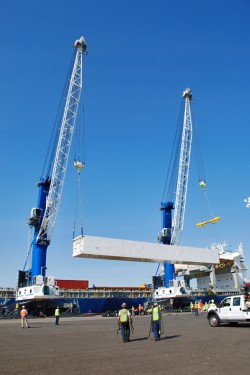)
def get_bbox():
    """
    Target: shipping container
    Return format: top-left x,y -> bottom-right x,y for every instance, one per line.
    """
55,279 -> 89,290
